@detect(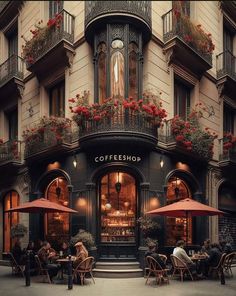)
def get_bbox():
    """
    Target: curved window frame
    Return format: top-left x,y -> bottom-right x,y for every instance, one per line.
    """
94,24 -> 143,103
3,191 -> 20,252
166,177 -> 193,246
